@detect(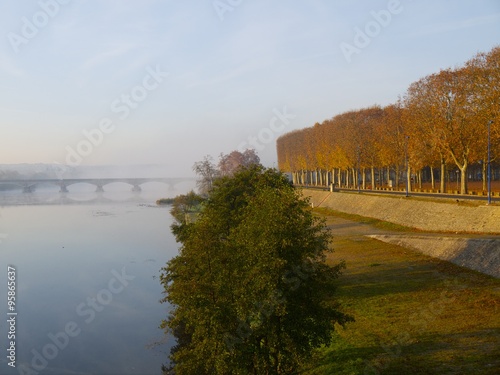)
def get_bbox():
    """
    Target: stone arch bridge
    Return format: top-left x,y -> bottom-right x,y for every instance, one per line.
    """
0,178 -> 195,193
